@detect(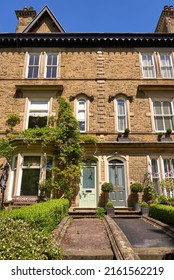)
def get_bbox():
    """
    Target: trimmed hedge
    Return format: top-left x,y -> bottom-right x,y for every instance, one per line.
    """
0,198 -> 69,233
149,204 -> 174,226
